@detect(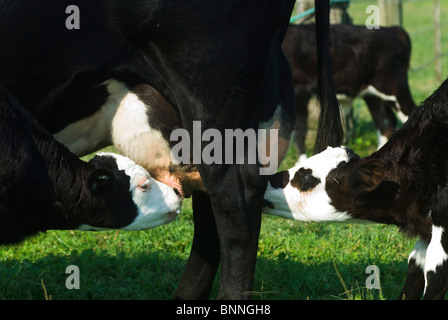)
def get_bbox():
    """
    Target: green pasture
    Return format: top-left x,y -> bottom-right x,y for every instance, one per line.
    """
1,1 -> 448,300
